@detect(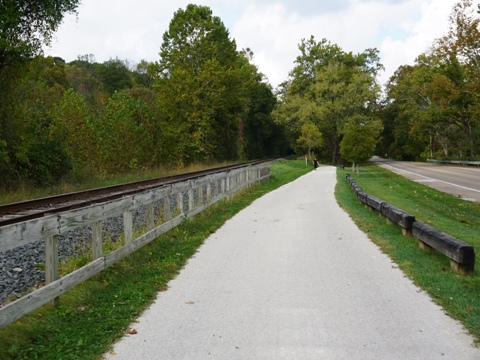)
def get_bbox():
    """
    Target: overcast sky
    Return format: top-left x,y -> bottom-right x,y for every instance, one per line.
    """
43,0 -> 455,89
